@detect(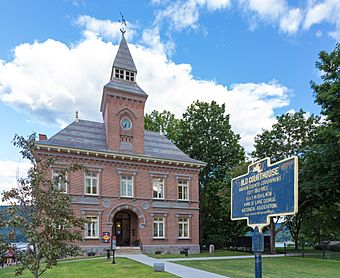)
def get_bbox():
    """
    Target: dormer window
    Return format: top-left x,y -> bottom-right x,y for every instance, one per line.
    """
114,68 -> 135,82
